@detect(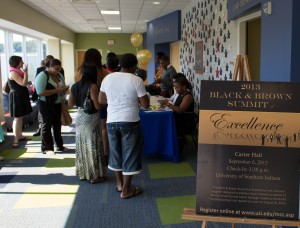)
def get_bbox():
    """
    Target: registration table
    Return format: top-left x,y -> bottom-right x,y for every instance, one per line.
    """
139,110 -> 179,162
